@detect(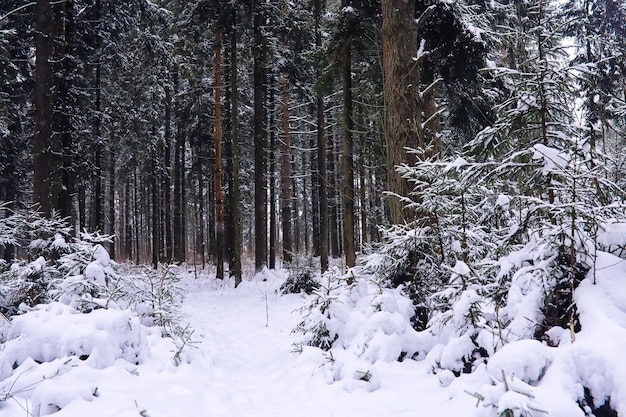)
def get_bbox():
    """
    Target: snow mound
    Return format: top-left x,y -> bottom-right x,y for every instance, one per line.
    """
0,302 -> 148,379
